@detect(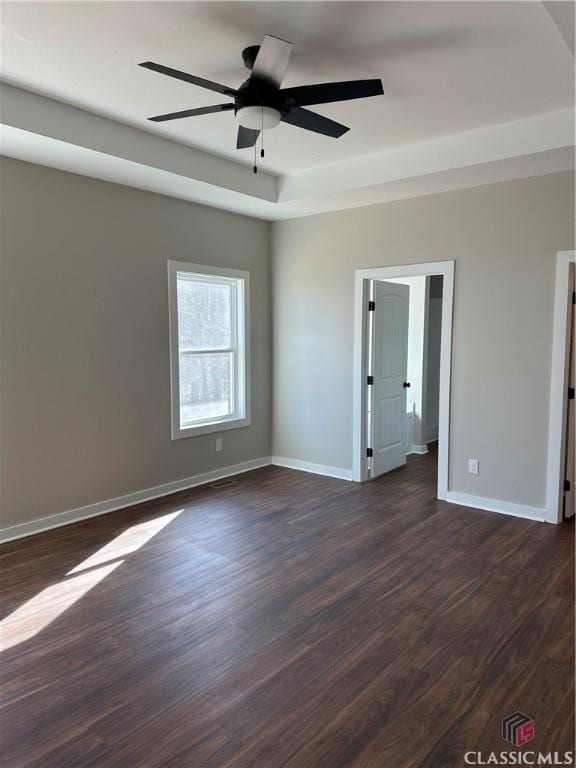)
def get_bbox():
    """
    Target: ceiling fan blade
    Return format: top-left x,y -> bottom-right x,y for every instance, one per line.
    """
139,62 -> 237,97
281,106 -> 349,138
148,104 -> 235,123
251,34 -> 293,88
237,126 -> 260,149
281,79 -> 384,107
